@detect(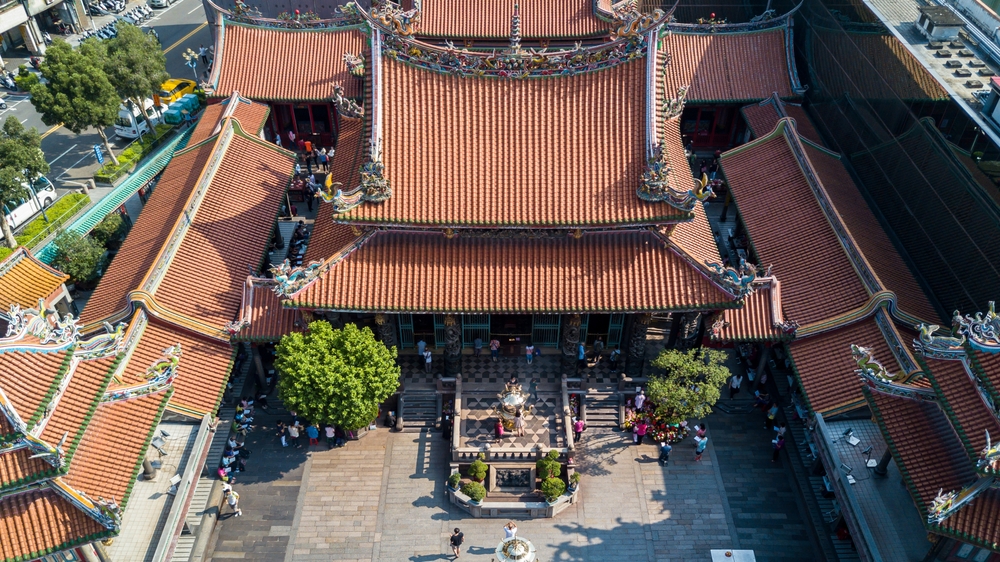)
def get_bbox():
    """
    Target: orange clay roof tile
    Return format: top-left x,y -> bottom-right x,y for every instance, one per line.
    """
236,278 -> 303,342
741,98 -> 823,146
38,355 -> 116,449
940,488 -> 1000,548
0,248 -> 68,310
0,350 -> 71,426
337,57 -> 685,227
188,98 -> 271,147
722,130 -> 870,326
713,282 -> 788,342
289,230 -> 735,312
152,133 -> 294,329
214,24 -> 366,100
789,319 -> 898,413
81,142 -> 215,324
418,0 -> 609,38
661,30 -> 795,103
0,448 -> 57,489
805,142 -> 940,324
921,356 -> 1000,457
62,391 -> 169,506
0,488 -> 108,561
669,201 -> 722,267
306,118 -> 366,263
